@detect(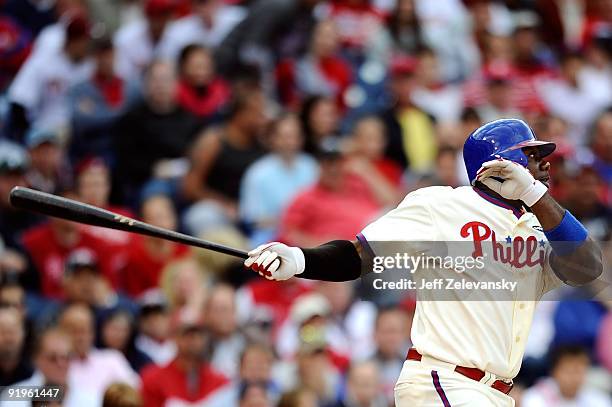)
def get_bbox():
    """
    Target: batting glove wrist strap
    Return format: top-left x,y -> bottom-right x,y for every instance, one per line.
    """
520,180 -> 547,207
